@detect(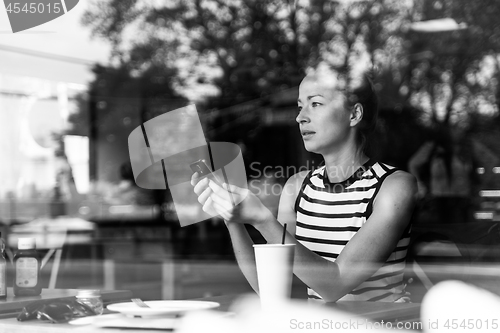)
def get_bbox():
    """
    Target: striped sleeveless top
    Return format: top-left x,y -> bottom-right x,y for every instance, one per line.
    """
294,159 -> 411,302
